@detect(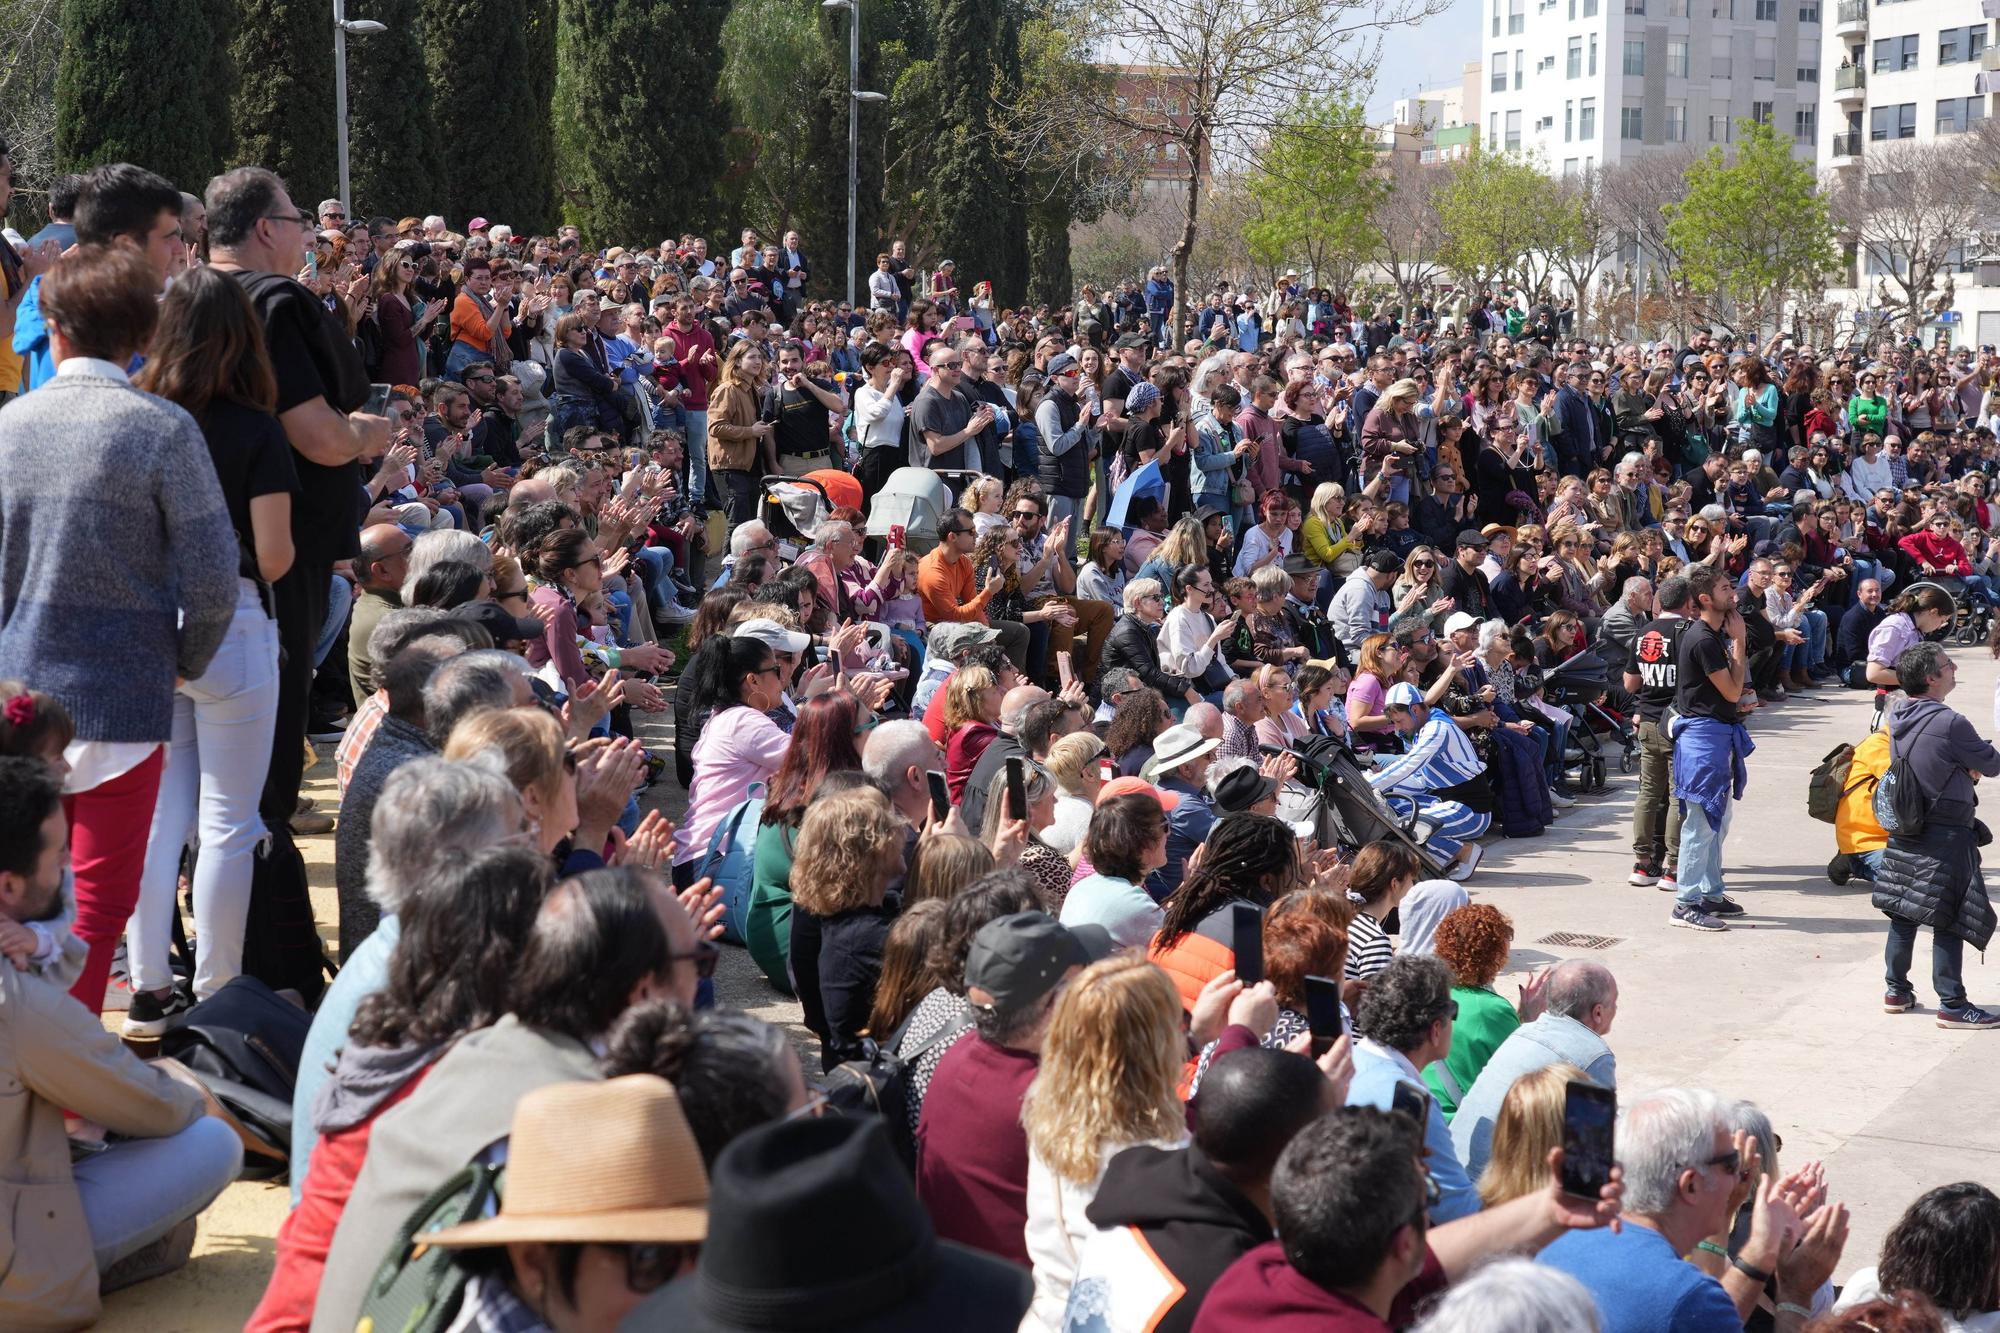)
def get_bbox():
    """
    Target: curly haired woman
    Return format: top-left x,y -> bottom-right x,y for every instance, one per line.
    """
1424,903 -> 1549,1120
